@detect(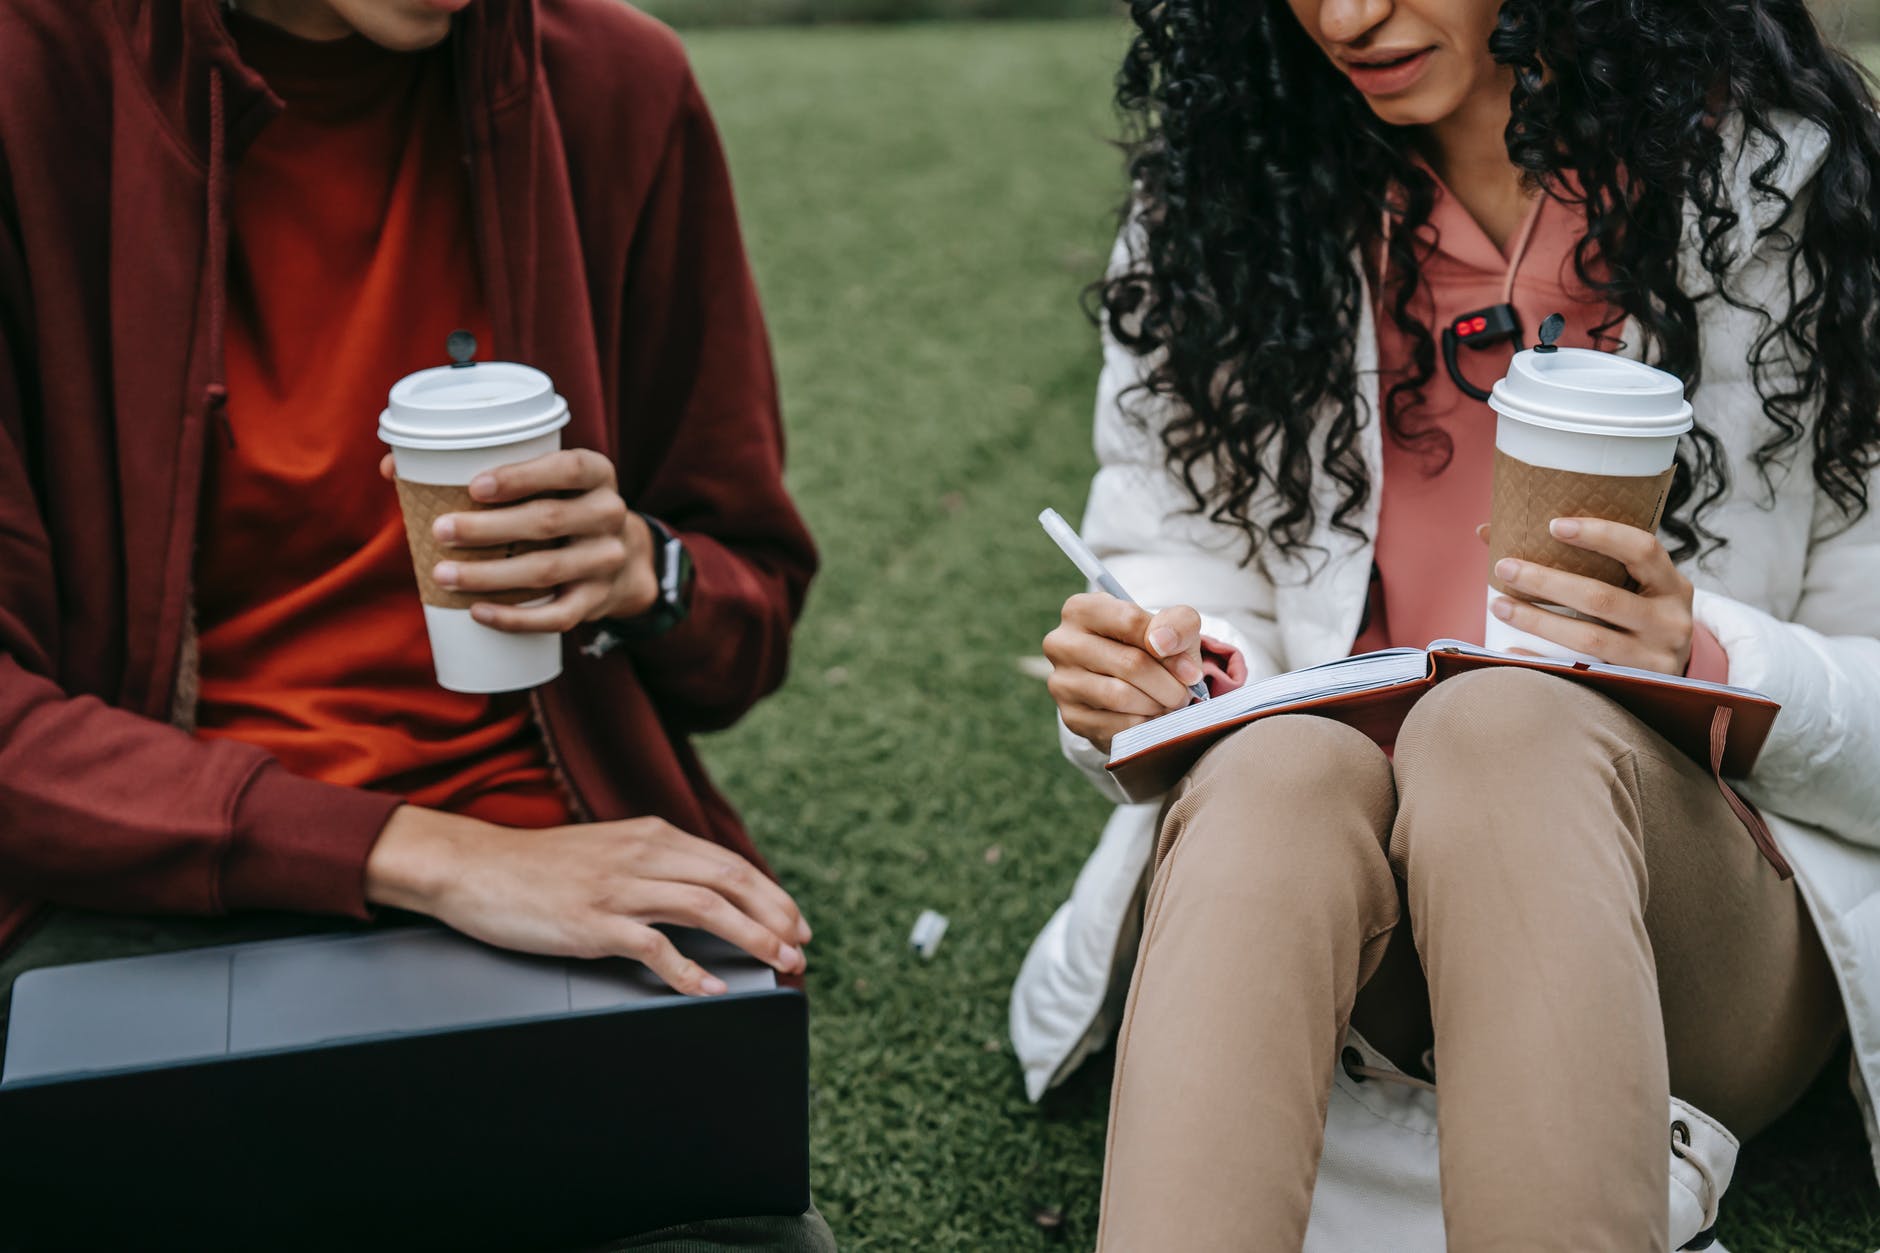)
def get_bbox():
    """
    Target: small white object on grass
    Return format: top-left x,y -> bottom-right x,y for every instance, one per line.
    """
909,909 -> 949,960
